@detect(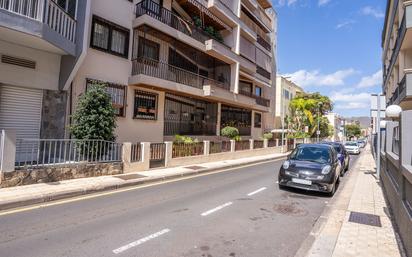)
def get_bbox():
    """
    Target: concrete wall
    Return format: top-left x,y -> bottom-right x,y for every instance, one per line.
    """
379,113 -> 412,256
0,40 -> 61,91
